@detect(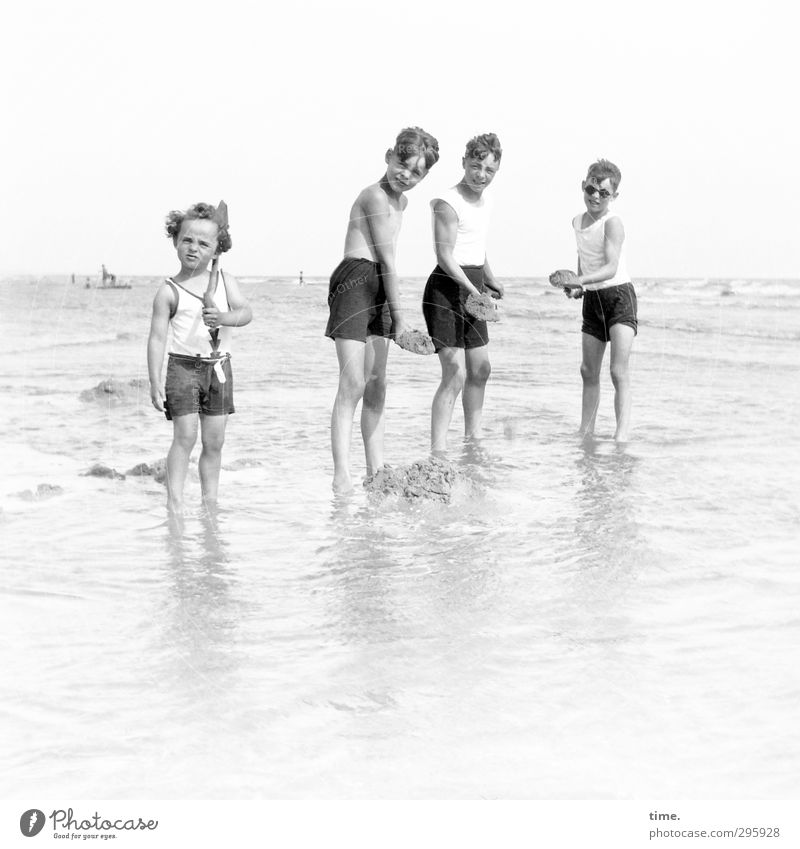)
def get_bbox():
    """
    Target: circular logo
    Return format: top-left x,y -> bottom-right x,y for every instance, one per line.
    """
20,809 -> 46,837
